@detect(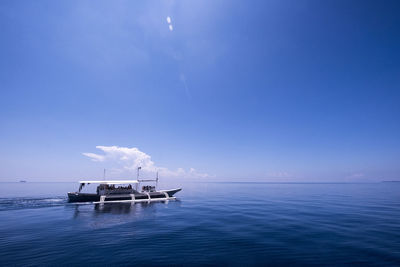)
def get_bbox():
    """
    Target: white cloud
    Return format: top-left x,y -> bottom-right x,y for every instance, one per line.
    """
82,152 -> 105,162
169,24 -> 173,31
83,146 -> 210,178
166,16 -> 172,24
